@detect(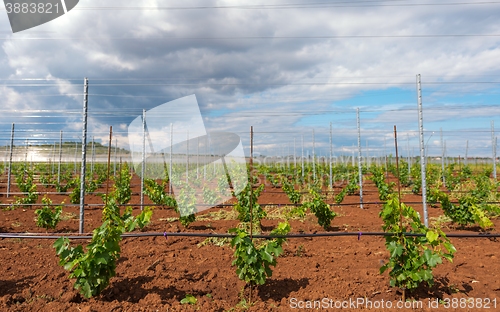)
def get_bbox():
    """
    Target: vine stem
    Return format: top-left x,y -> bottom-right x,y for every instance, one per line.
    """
393,125 -> 406,302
